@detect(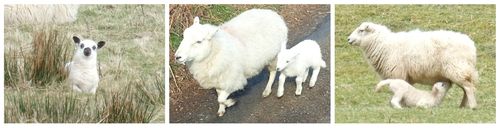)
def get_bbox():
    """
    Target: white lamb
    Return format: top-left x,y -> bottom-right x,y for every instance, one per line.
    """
174,9 -> 287,116
375,79 -> 450,109
262,40 -> 326,97
5,4 -> 80,25
347,22 -> 479,108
